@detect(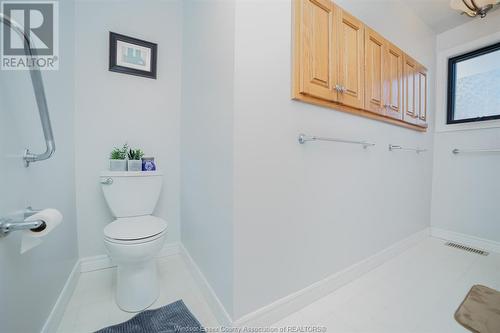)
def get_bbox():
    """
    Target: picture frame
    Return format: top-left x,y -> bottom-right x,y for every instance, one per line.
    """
109,32 -> 157,79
